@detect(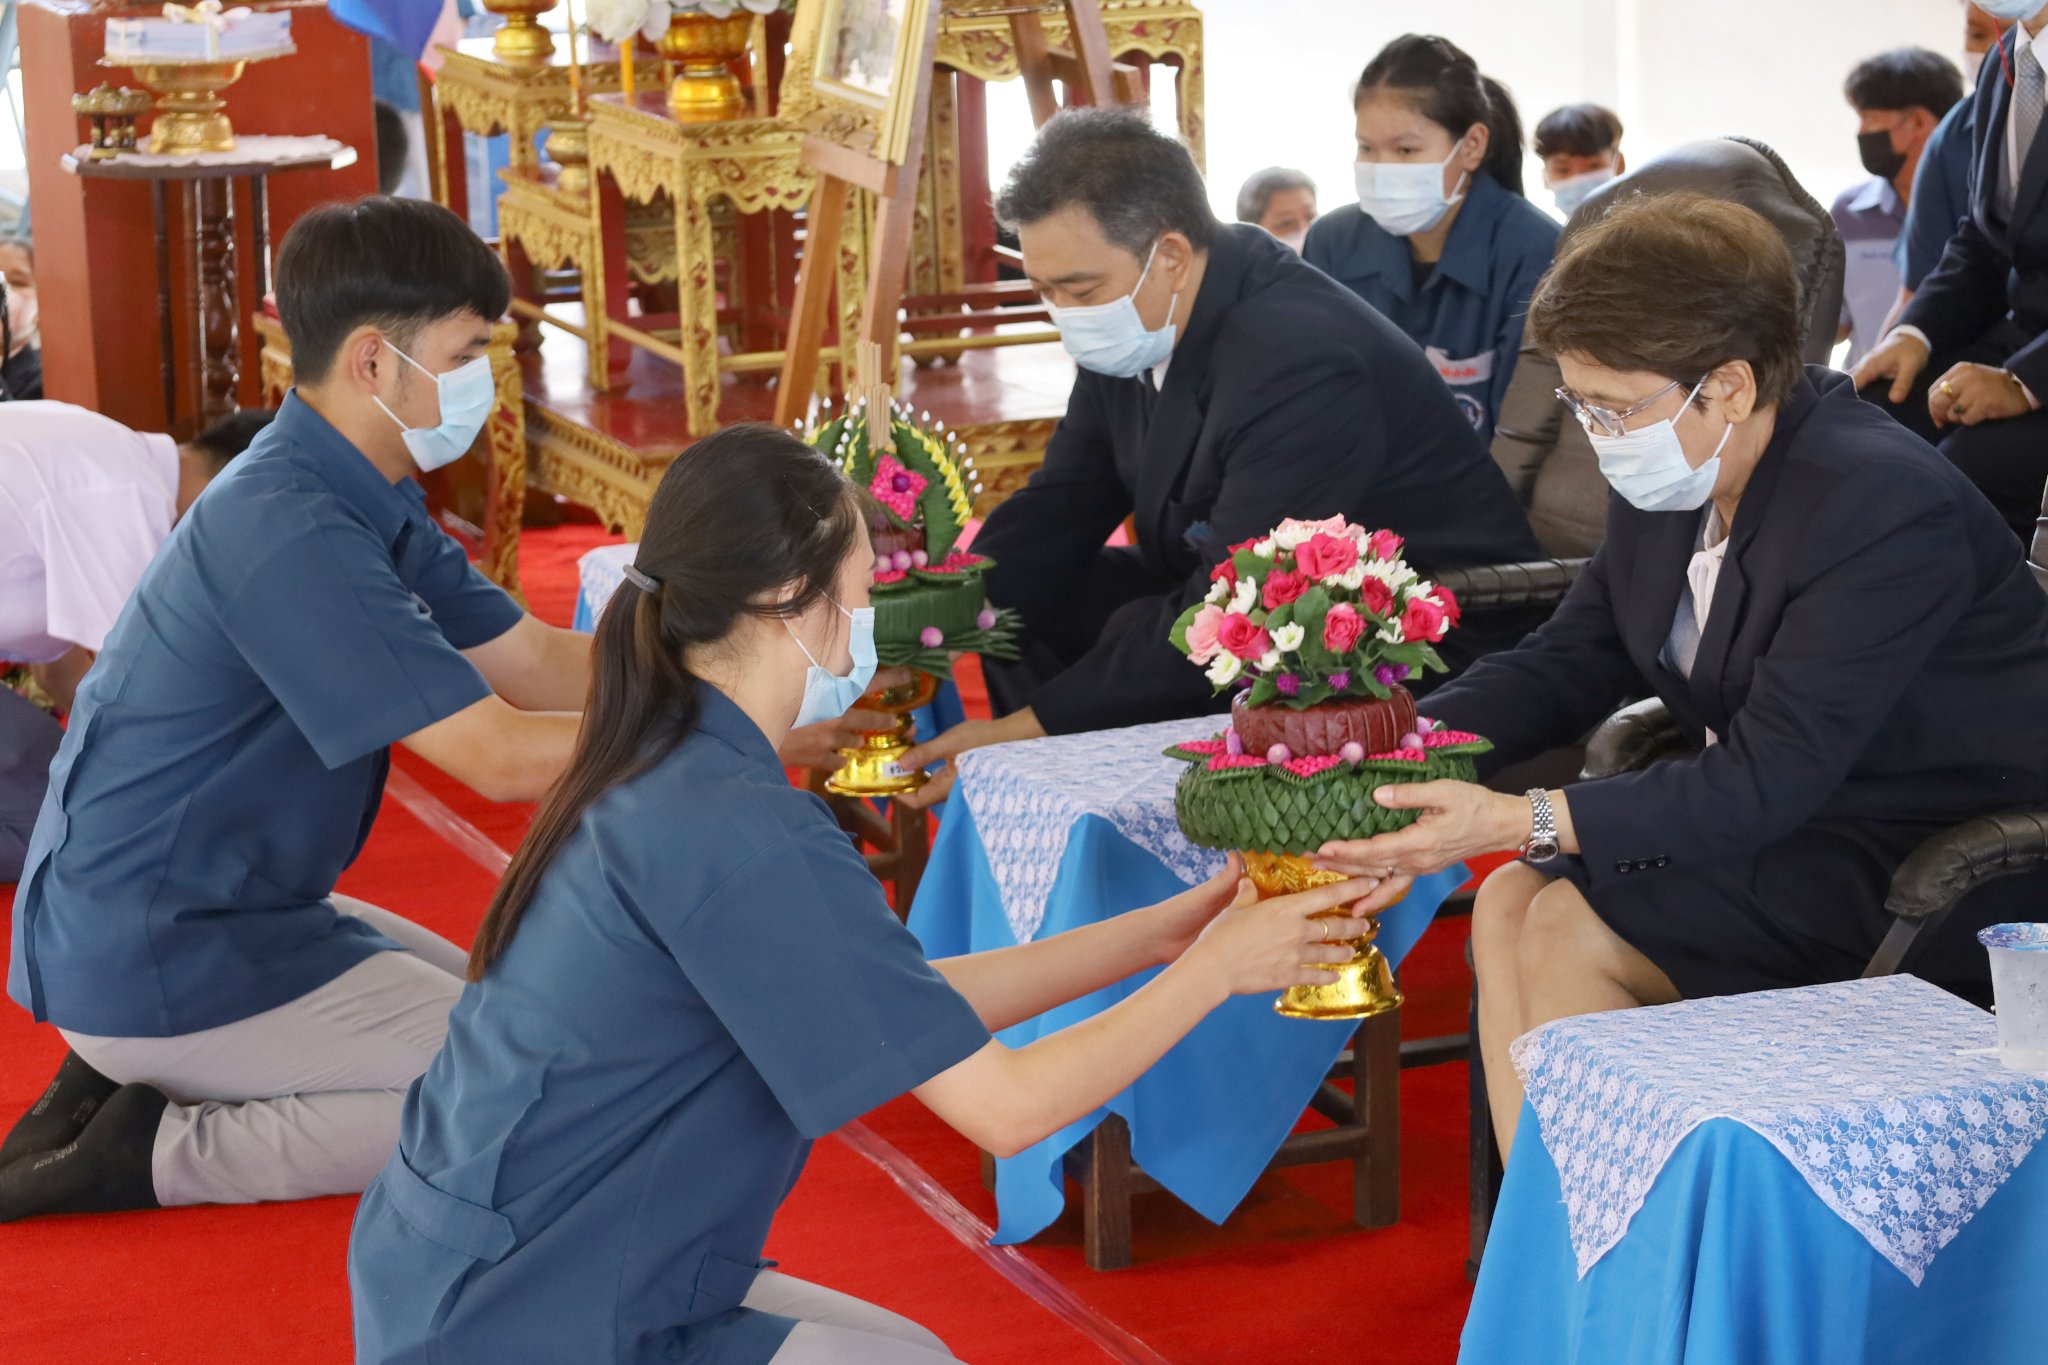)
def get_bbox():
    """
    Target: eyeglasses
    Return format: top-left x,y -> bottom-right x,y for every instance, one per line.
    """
1555,377 -> 1700,438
